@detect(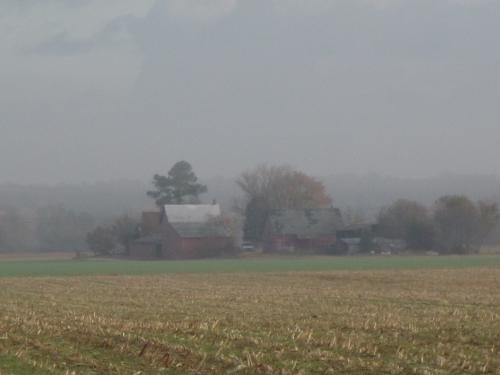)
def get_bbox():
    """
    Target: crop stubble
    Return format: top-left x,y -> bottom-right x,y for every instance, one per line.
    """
1,269 -> 499,374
